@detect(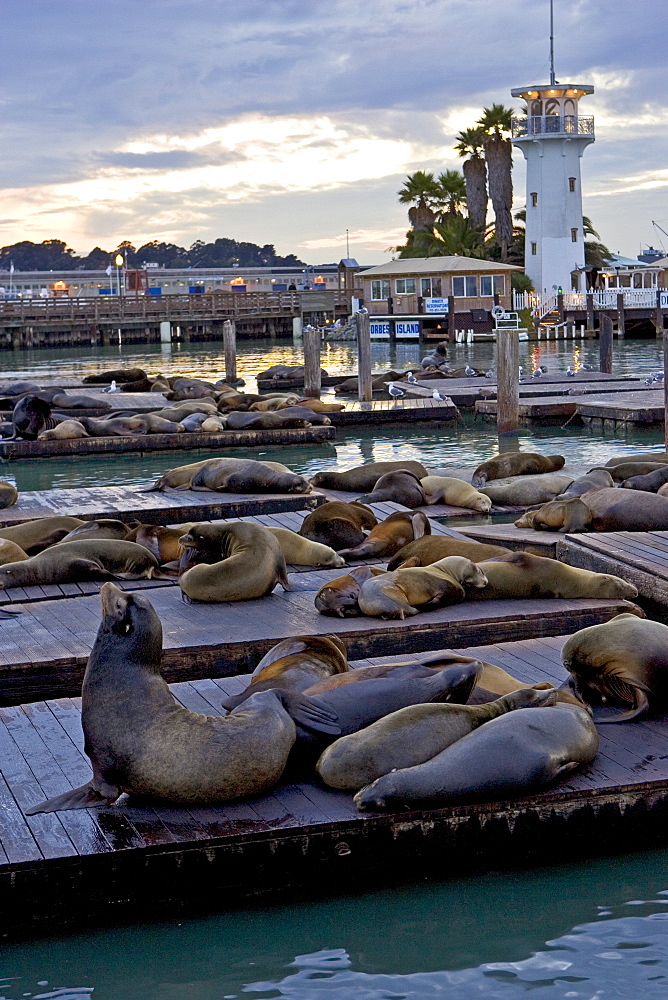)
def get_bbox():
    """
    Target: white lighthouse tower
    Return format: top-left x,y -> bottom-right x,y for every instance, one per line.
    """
510,5 -> 594,295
